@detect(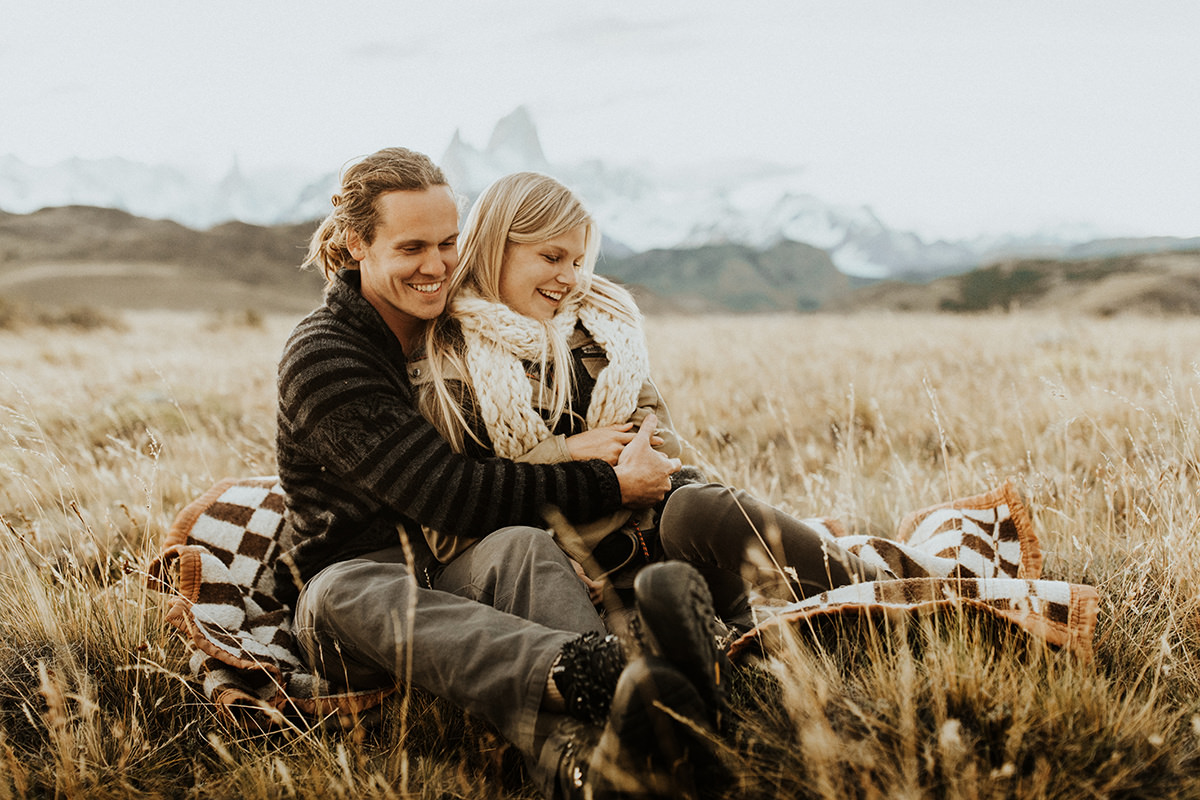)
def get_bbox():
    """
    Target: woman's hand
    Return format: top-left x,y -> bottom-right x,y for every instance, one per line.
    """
566,423 -> 665,465
569,558 -> 606,607
566,423 -> 635,465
